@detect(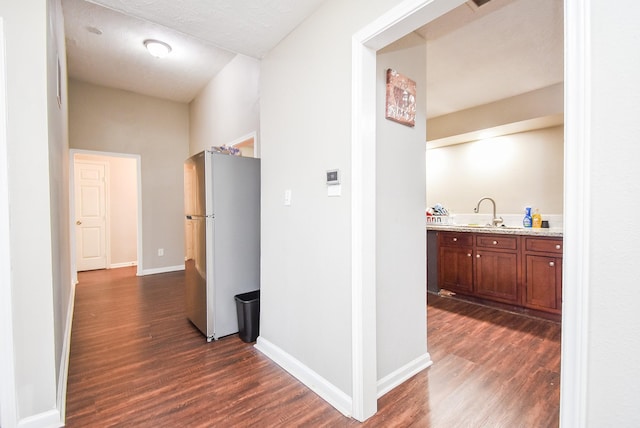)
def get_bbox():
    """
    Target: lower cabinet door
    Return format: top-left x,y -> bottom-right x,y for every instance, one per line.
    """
525,254 -> 562,313
438,246 -> 473,294
474,250 -> 519,304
